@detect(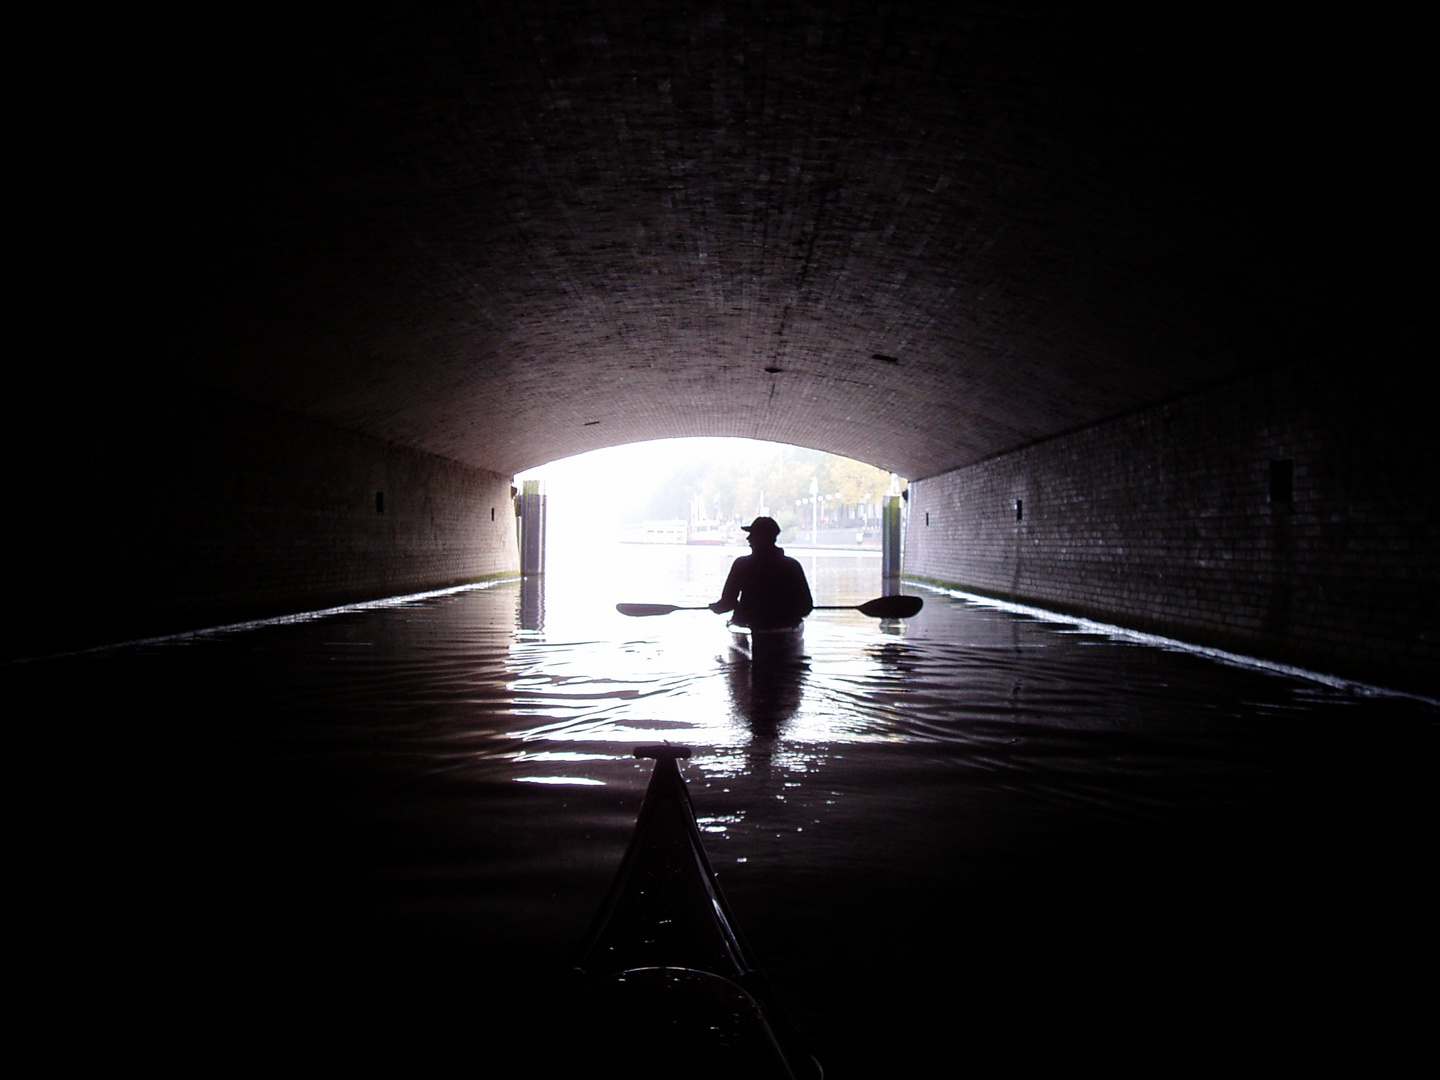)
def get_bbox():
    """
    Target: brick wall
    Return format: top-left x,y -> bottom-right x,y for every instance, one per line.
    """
905,360 -> 1437,693
11,374 -> 519,657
